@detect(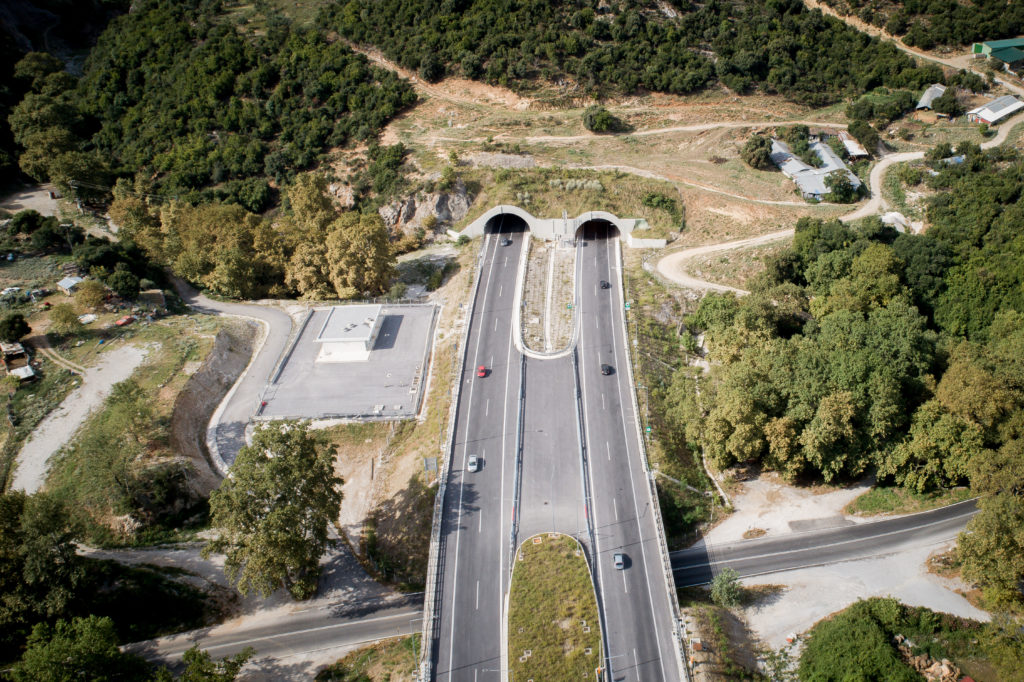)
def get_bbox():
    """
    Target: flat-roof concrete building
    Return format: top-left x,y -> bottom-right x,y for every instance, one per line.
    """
313,304 -> 384,362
